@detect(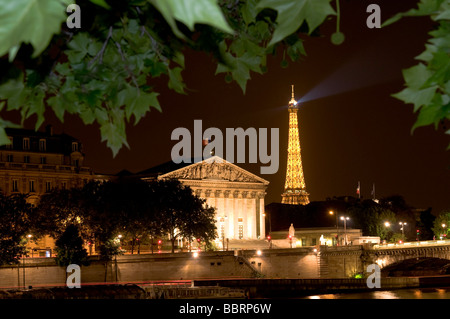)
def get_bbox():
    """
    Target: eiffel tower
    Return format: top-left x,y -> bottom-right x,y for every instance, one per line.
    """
281,85 -> 310,205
